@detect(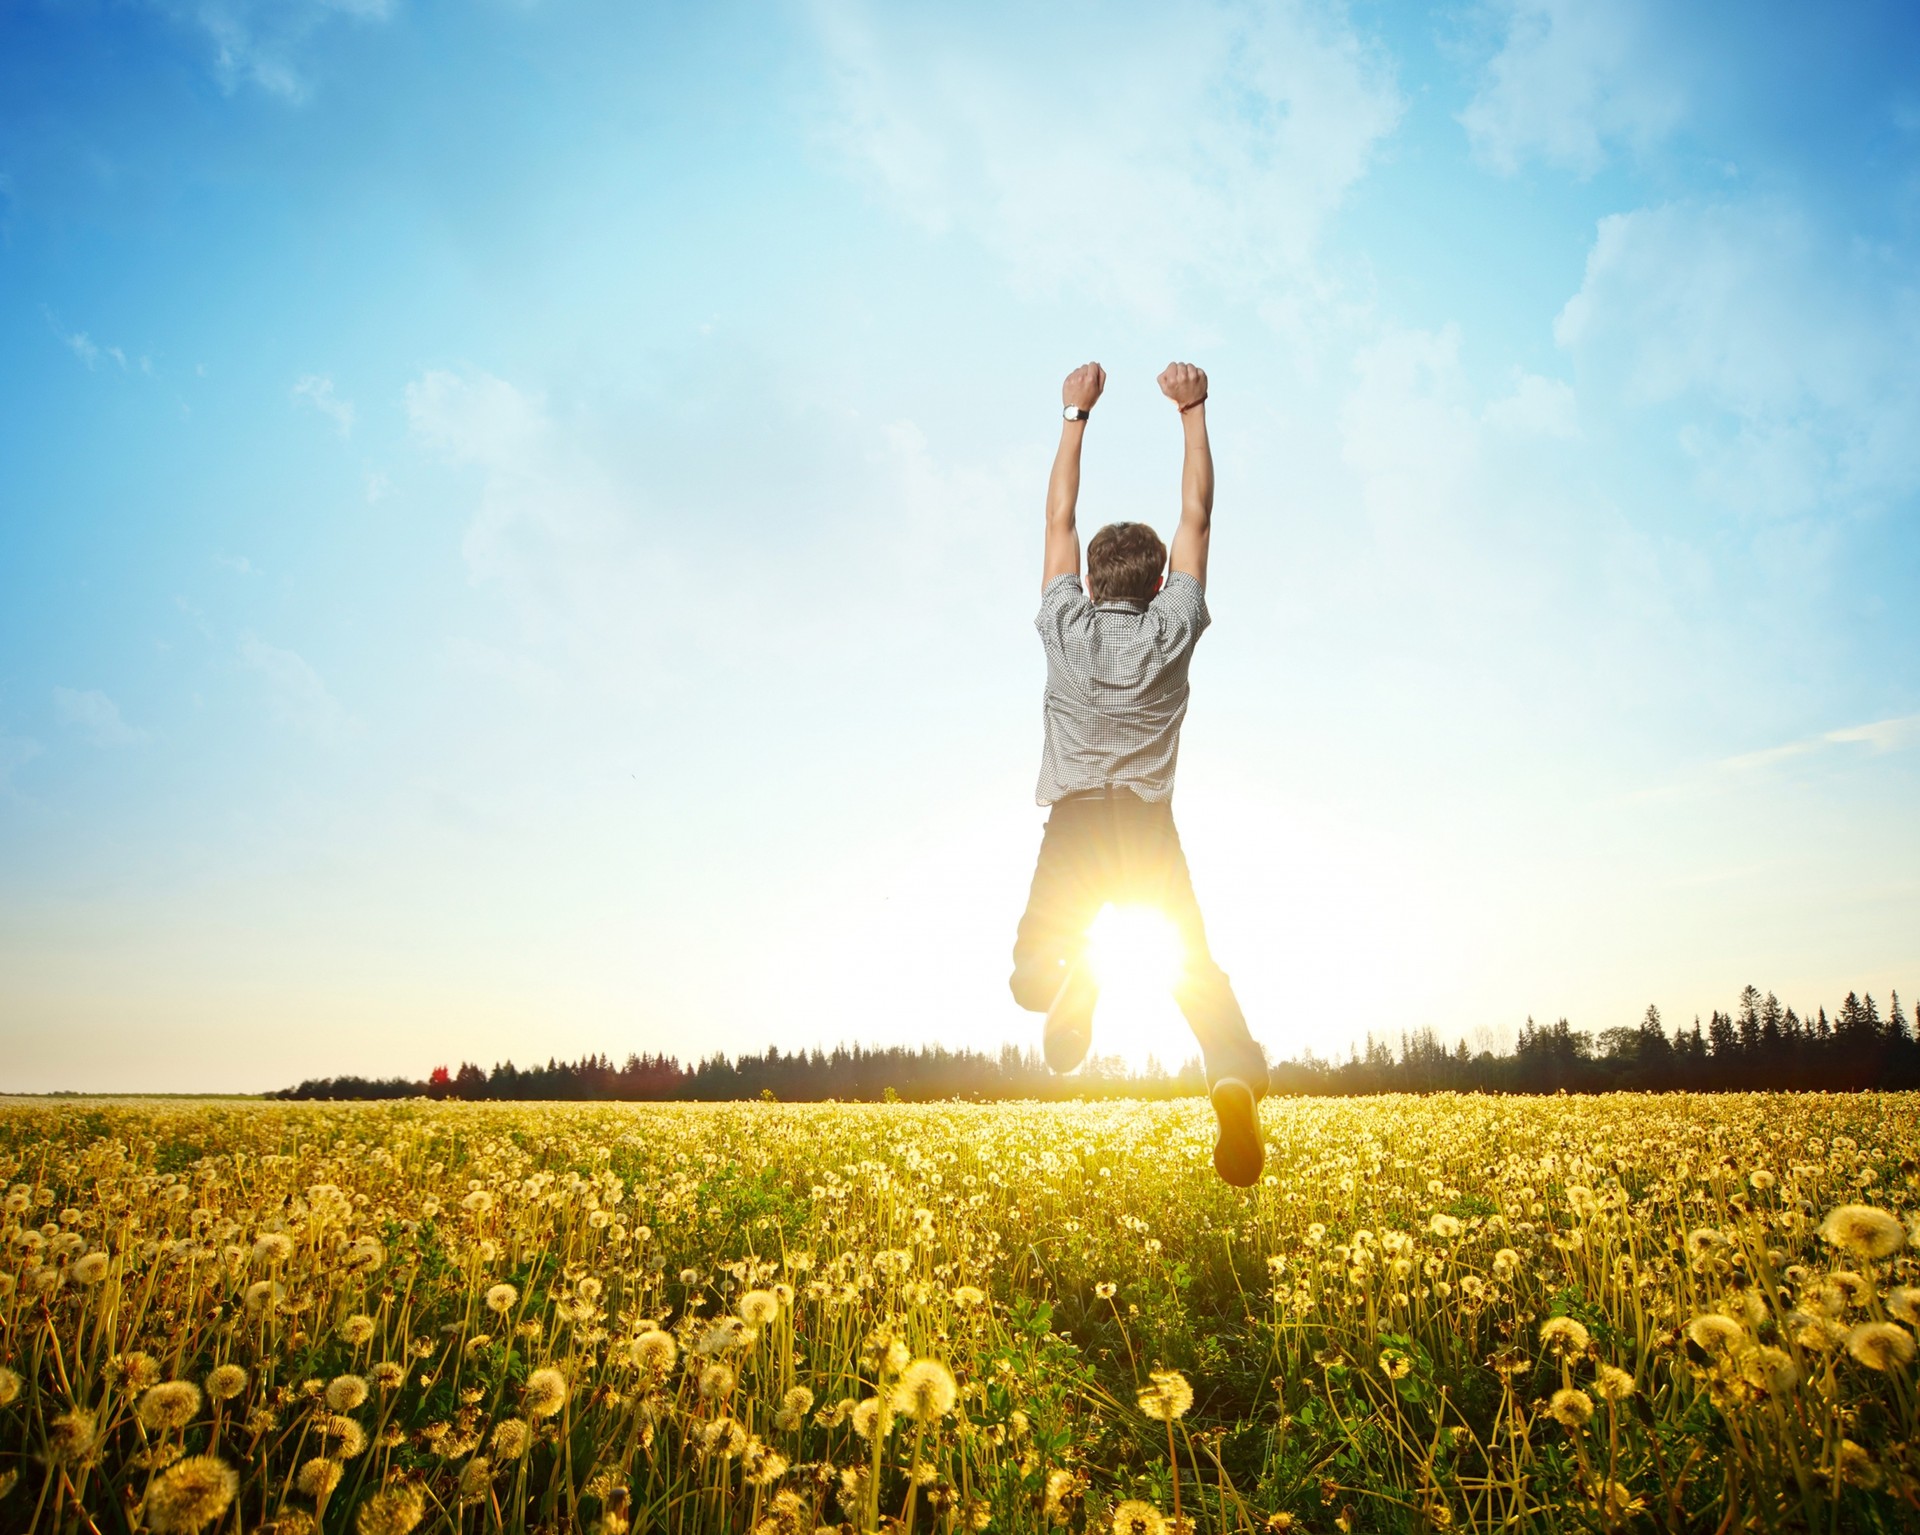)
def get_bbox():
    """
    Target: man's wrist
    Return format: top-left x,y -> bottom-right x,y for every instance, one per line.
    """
1177,395 -> 1207,414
